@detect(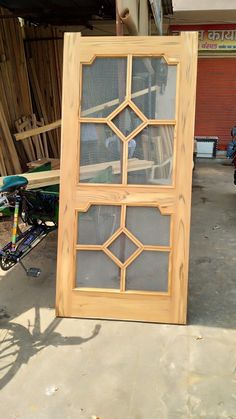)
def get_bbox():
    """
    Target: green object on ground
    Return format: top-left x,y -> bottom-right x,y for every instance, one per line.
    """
0,207 -> 12,217
28,162 -> 51,173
